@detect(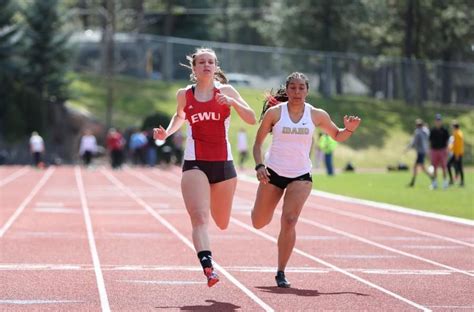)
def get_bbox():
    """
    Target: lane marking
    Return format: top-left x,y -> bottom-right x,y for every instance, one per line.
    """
307,203 -> 474,248
36,202 -> 64,207
401,245 -> 465,250
119,280 -> 206,285
324,255 -> 398,259
0,299 -> 83,305
231,218 -> 431,311
105,169 -> 274,312
34,207 -> 81,214
142,170 -> 429,311
89,209 -> 148,215
299,217 -> 474,277
0,167 -> 29,187
1,263 -> 469,276
427,306 -> 474,309
75,167 -> 110,312
239,174 -> 473,226
0,167 -> 55,237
